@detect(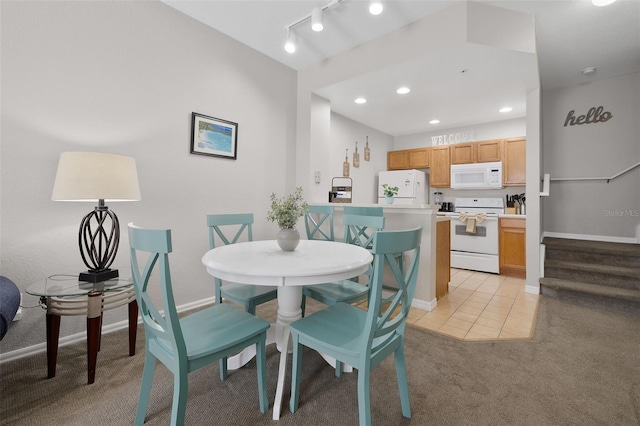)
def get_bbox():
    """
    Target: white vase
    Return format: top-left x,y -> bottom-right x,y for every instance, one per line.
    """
385,196 -> 395,204
277,228 -> 300,251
